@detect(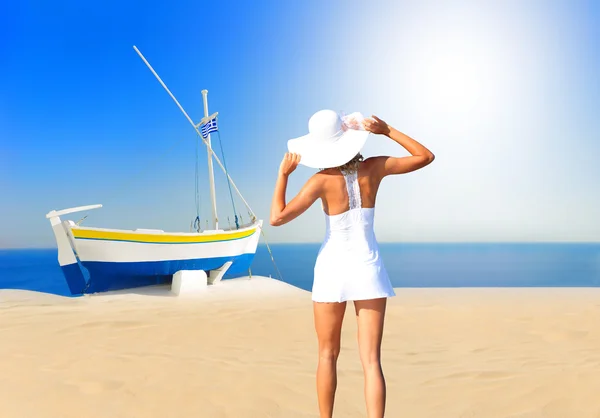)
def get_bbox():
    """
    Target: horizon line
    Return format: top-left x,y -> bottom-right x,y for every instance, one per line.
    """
2,240 -> 600,250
